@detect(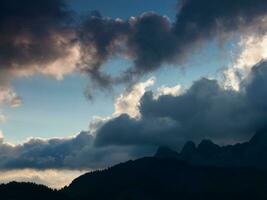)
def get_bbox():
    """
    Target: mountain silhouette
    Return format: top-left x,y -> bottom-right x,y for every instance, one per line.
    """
62,157 -> 267,200
2,131 -> 267,199
154,130 -> 267,169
